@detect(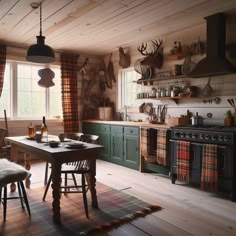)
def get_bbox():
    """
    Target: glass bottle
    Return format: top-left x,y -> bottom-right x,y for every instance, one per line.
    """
41,116 -> 48,142
28,121 -> 35,138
